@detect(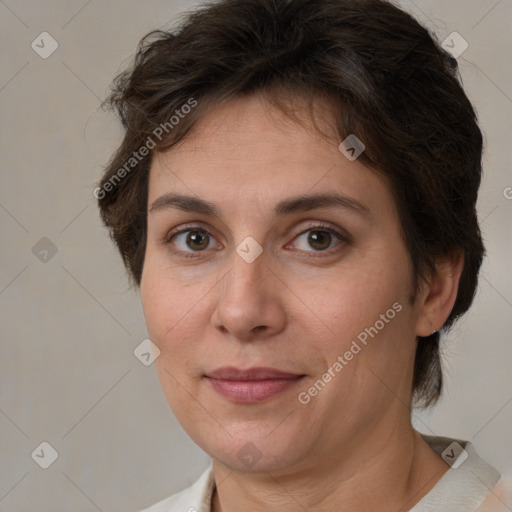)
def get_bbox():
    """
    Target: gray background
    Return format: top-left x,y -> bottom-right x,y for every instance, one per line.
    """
0,1 -> 511,510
